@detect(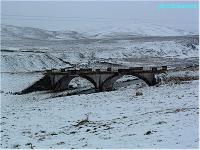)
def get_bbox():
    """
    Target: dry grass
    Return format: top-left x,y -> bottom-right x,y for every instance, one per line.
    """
165,76 -> 199,84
